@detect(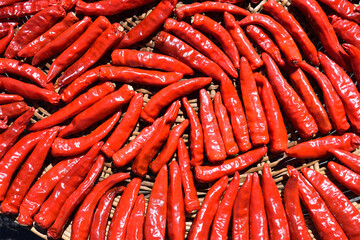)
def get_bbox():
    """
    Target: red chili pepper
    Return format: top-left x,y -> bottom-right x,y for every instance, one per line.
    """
107,177 -> 141,240
47,155 -> 105,239
141,77 -> 212,123
210,172 -> 240,240
302,167 -> 360,239
102,92 -> 143,157
0,101 -> 28,118
32,16 -> 92,66
0,116 -> 7,129
175,1 -> 250,20
144,165 -> 168,240
58,84 -> 134,137
0,25 -> 14,54
0,107 -> 34,160
329,149 -> 360,174
132,101 -> 180,177
195,146 -> 267,183
60,0 -> 78,10
0,93 -> 22,104
263,0 -> 319,65
232,174 -> 252,240
262,53 -> 318,139
319,51 -> 360,133
116,0 -> 177,49
0,127 -> 59,214
329,15 -> 360,50
28,82 -> 115,131
17,12 -> 78,58
70,173 -> 130,240
328,161 -> 360,196
188,175 -> 228,240
125,194 -> 145,240
298,61 -> 350,133
224,13 -> 263,70
47,16 -> 111,83
318,0 -> 360,24
167,161 -> 185,240
112,118 -> 161,168
0,0 -> 21,7
164,18 -> 238,78
51,112 -> 120,157
0,0 -> 59,19
343,43 -> 360,83
0,21 -> 17,31
5,5 -> 65,59
254,73 -> 287,153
